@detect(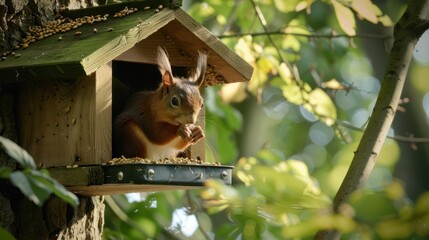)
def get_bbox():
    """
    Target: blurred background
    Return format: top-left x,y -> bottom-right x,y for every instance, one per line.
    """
104,1 -> 429,239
